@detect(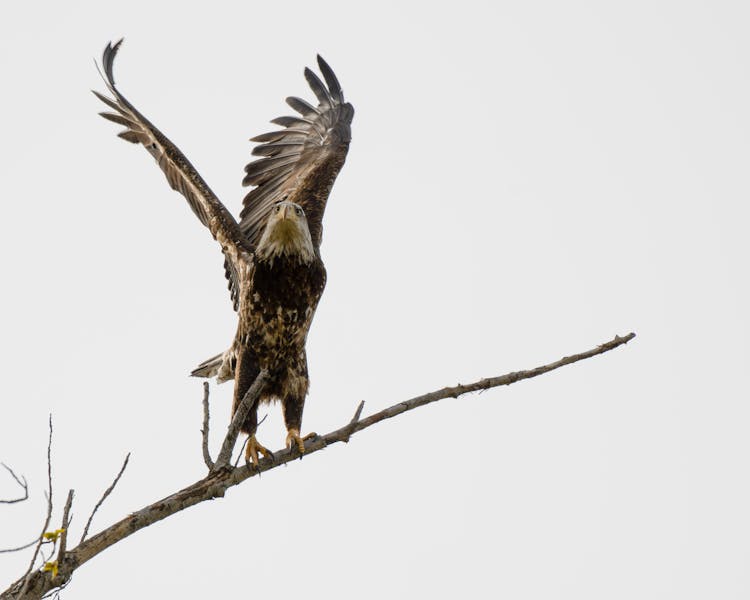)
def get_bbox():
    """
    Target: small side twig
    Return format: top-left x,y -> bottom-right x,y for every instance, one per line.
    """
213,370 -> 269,471
17,415 -> 55,599
233,438 -> 249,468
0,463 -> 29,504
79,453 -> 130,544
342,401 -> 365,443
201,382 -> 213,470
57,490 -> 75,561
0,539 -> 42,554
233,414 -> 267,468
42,576 -> 72,600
